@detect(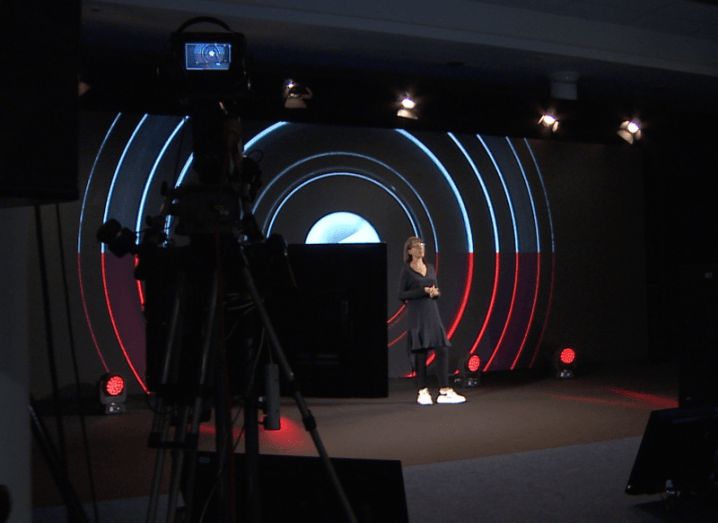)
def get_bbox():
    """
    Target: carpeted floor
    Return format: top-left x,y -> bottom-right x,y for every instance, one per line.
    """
33,361 -> 703,522
404,436 -> 717,523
